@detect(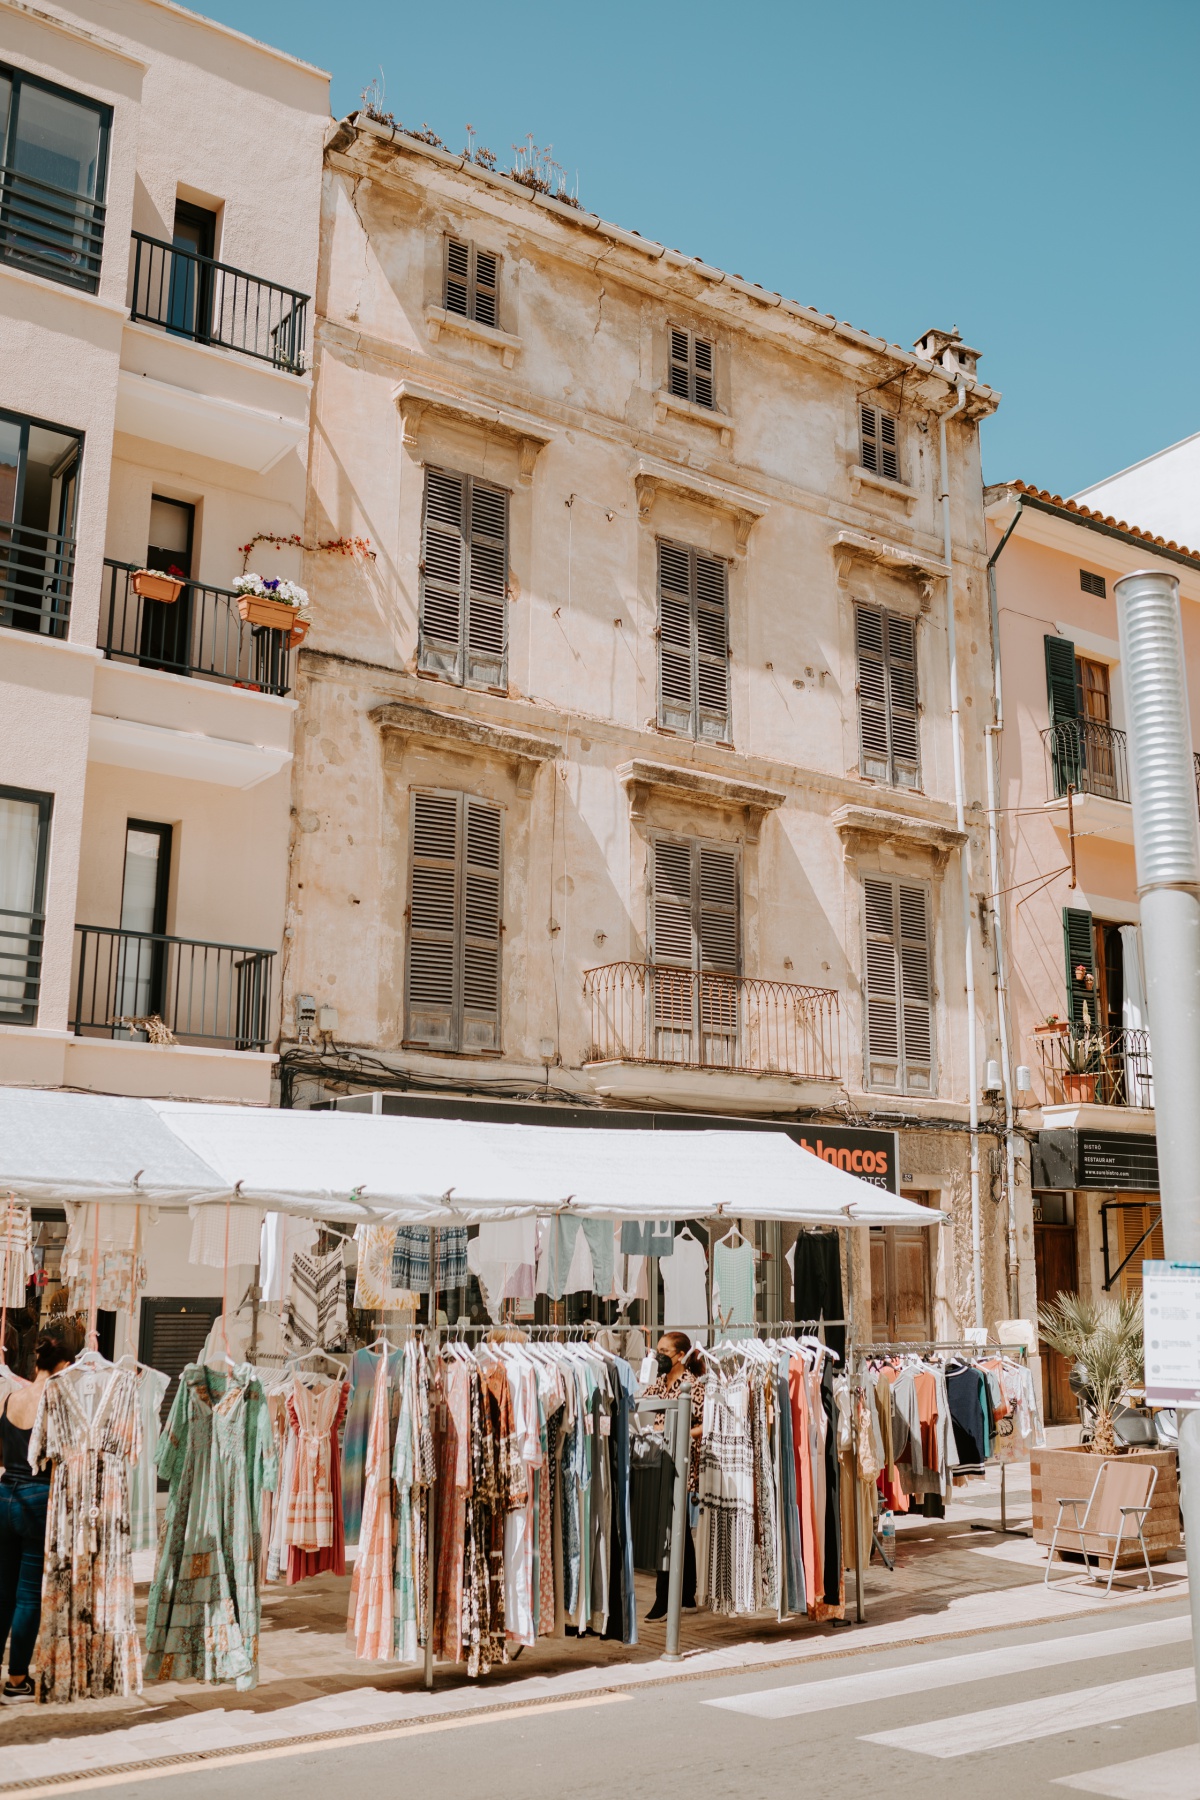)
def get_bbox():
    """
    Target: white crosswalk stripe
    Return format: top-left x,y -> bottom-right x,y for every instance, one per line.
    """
705,1615 -> 1191,1720
861,1667 -> 1196,1759
1055,1744 -> 1200,1799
